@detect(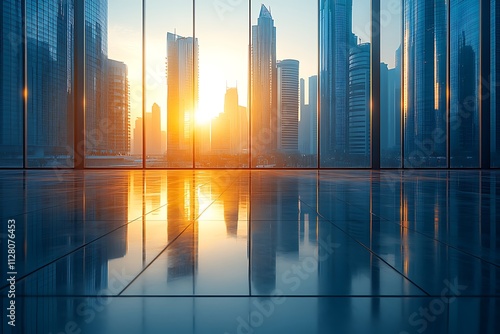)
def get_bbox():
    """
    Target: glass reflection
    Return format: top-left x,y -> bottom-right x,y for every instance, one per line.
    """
403,0 -> 448,168
0,170 -> 498,333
